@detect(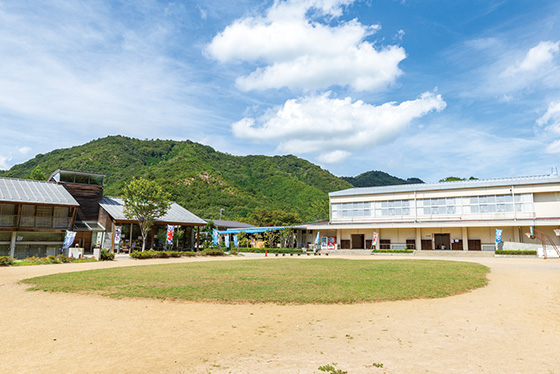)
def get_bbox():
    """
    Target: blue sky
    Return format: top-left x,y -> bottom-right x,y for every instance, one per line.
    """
1,0 -> 559,182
